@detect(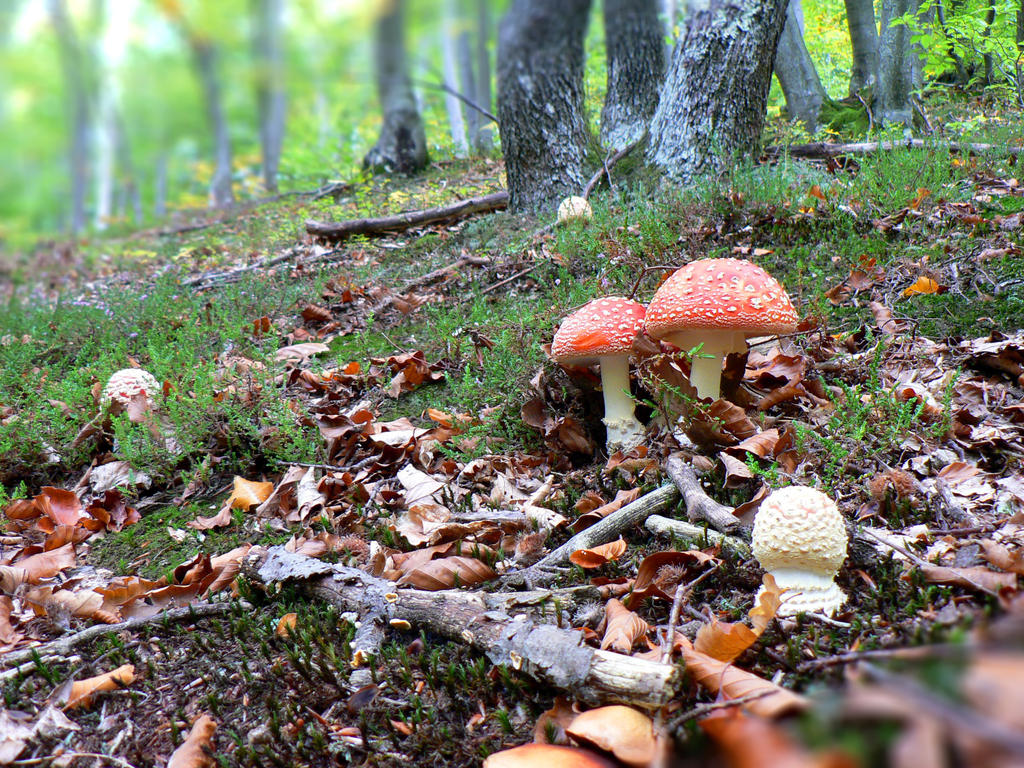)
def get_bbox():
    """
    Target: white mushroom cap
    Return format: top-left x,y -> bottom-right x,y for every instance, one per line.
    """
751,486 -> 848,616
101,368 -> 161,409
557,195 -> 593,224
